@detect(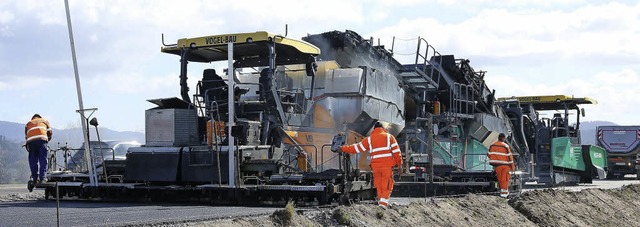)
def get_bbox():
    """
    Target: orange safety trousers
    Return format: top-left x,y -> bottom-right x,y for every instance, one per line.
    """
373,167 -> 394,207
495,165 -> 511,197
